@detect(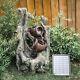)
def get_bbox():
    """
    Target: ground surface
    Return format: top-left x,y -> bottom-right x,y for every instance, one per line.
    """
1,63 -> 80,80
